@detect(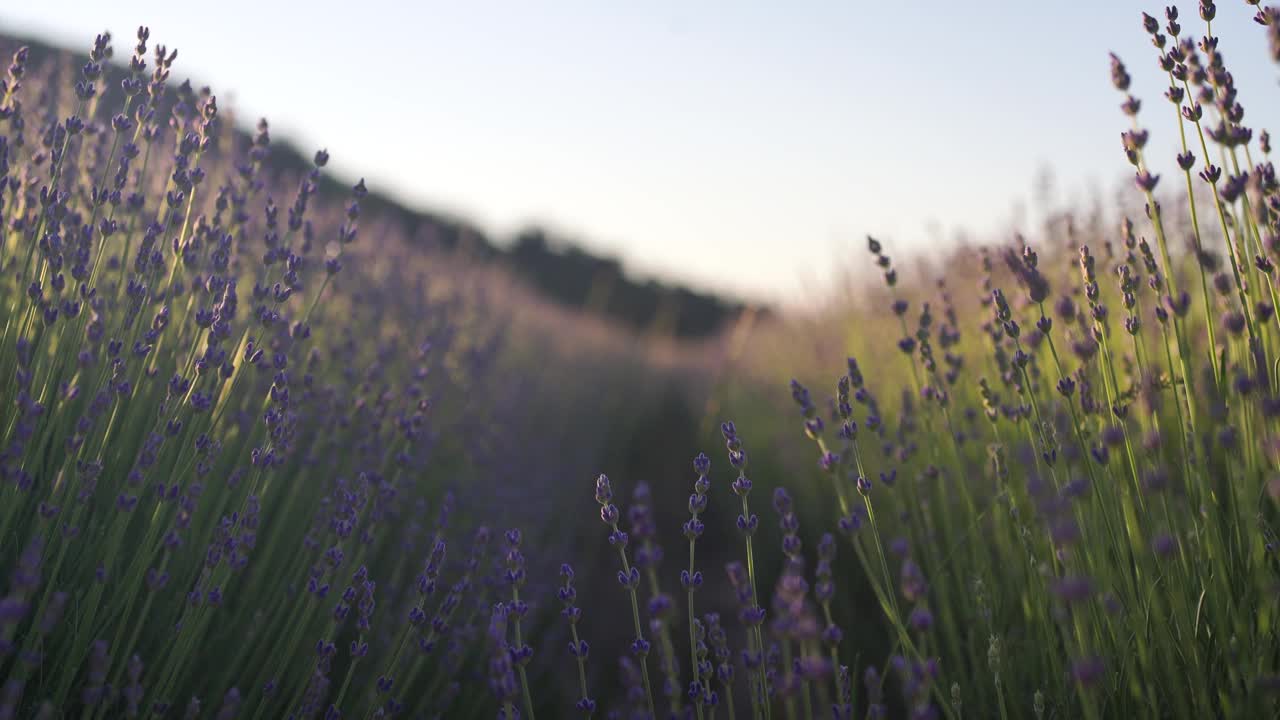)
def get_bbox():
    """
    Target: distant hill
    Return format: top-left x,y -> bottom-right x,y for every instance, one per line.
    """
0,31 -> 762,339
